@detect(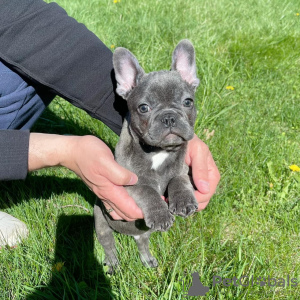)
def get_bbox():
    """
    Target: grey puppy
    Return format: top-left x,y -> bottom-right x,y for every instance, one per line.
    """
94,40 -> 199,274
